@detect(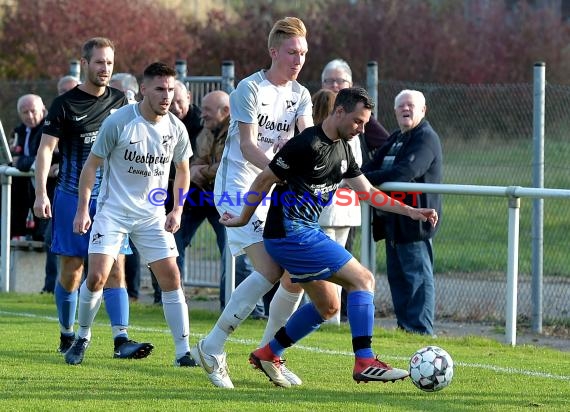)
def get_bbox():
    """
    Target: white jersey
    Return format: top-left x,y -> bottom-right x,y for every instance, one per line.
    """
92,103 -> 191,219
318,136 -> 363,227
215,70 -> 312,197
